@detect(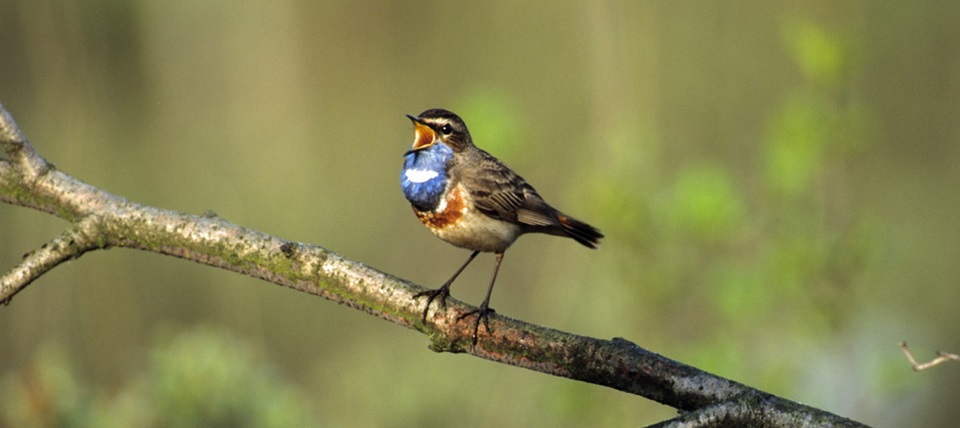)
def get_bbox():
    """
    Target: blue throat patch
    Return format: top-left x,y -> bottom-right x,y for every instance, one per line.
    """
401,143 -> 453,212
